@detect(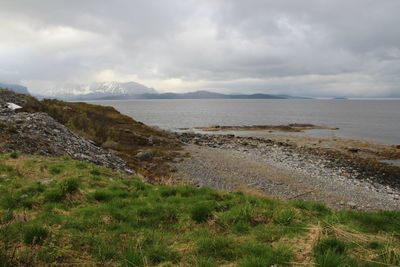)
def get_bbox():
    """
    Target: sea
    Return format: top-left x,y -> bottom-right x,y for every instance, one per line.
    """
87,99 -> 400,145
